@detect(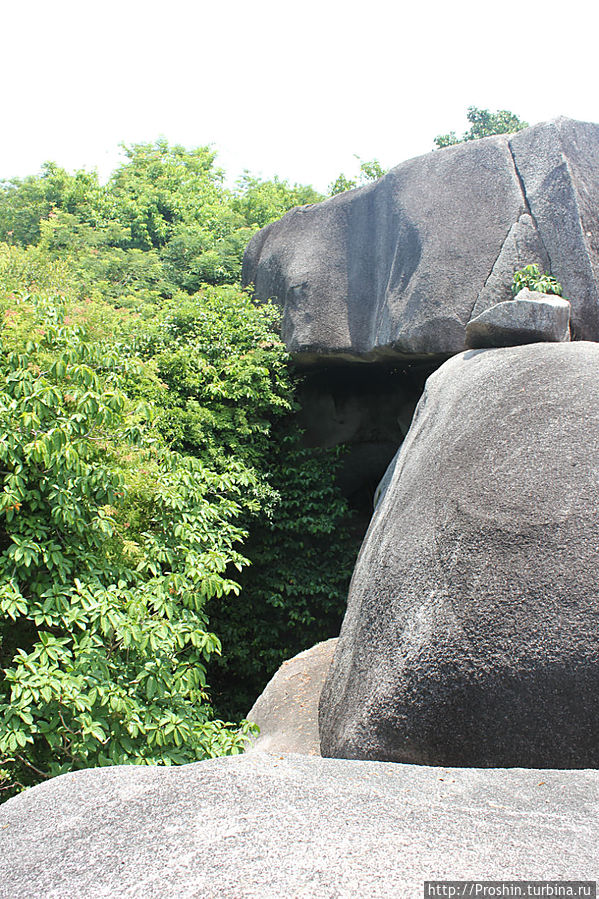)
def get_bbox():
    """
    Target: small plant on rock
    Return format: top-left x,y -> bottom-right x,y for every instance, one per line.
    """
511,264 -> 564,298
